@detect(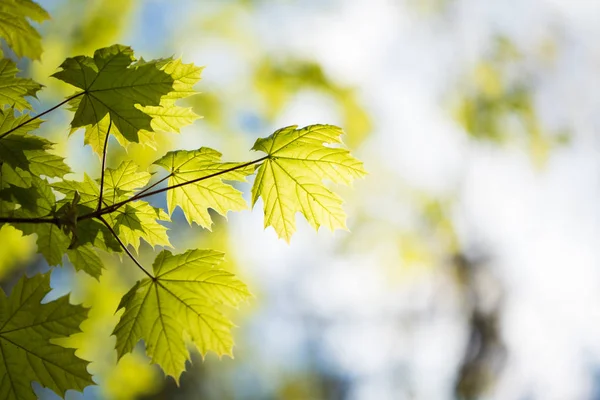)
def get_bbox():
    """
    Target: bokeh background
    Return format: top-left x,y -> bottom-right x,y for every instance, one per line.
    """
1,0 -> 600,399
